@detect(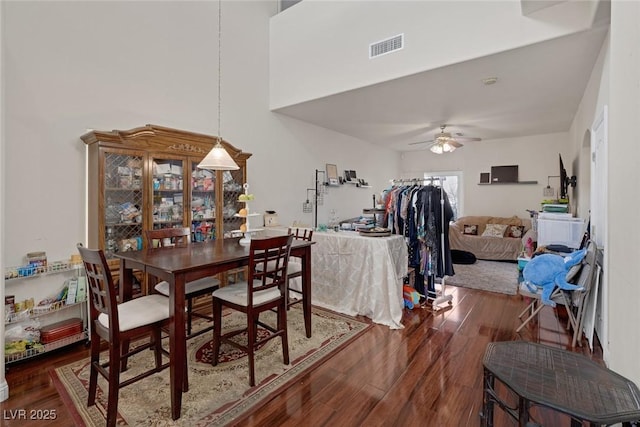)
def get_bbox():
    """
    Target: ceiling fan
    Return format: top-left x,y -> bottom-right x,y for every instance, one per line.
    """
409,125 -> 481,154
